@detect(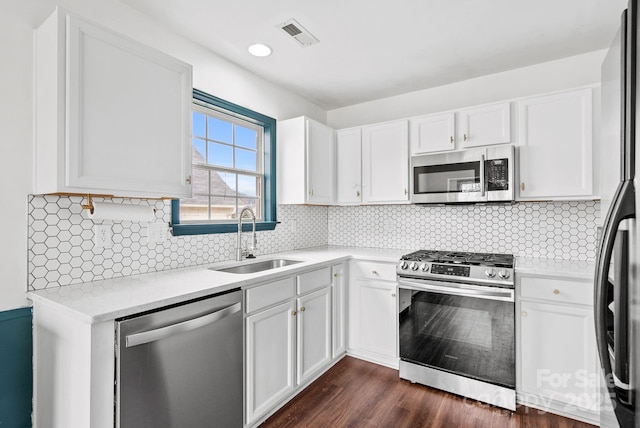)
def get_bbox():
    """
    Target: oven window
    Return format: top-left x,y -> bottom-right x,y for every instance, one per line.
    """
399,289 -> 515,388
413,162 -> 480,194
